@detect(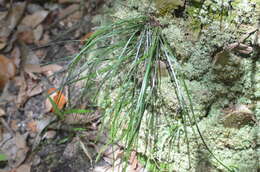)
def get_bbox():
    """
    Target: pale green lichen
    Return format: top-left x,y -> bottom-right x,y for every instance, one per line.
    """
94,0 -> 260,171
